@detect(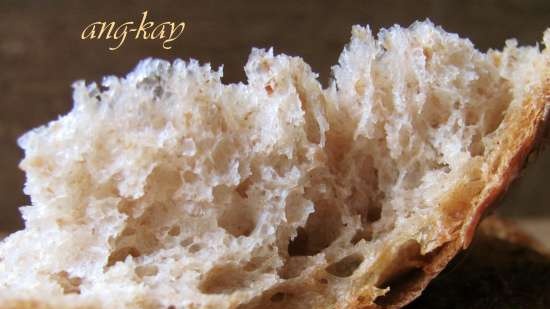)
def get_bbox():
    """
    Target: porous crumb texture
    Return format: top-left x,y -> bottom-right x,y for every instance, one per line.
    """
0,21 -> 548,309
